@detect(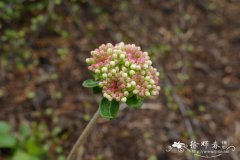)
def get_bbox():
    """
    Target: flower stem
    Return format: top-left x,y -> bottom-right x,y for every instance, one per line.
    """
66,109 -> 100,160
